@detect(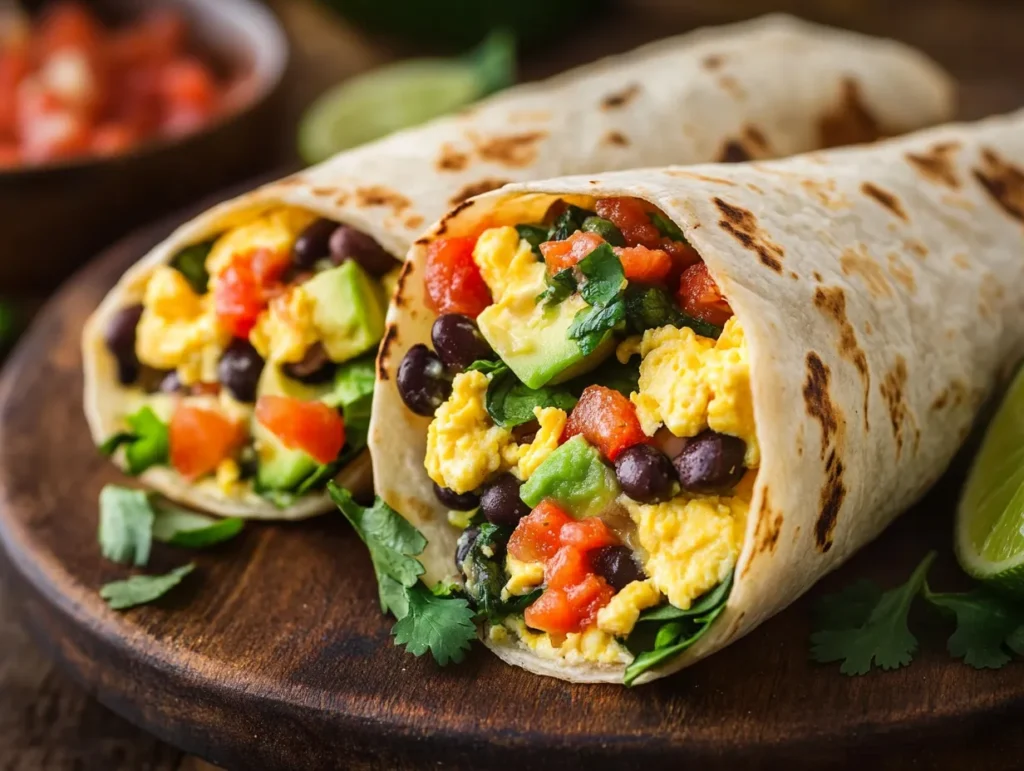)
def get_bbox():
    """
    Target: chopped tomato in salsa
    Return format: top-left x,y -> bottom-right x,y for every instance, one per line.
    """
510,500 -> 618,635
169,405 -> 241,480
540,230 -> 604,274
614,245 -> 673,284
595,197 -> 661,248
255,395 -> 345,465
214,248 -> 291,338
424,236 -> 492,318
562,385 -> 648,462
678,262 -> 733,326
1,2 -> 225,167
